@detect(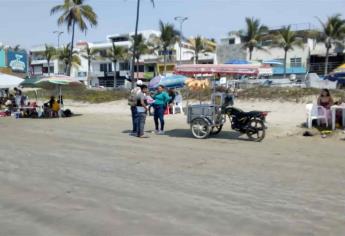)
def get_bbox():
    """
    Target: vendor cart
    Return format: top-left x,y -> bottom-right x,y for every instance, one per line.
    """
176,64 -> 267,141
